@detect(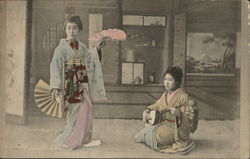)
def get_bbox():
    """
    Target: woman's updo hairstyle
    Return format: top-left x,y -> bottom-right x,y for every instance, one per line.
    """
63,15 -> 83,31
163,66 -> 183,87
